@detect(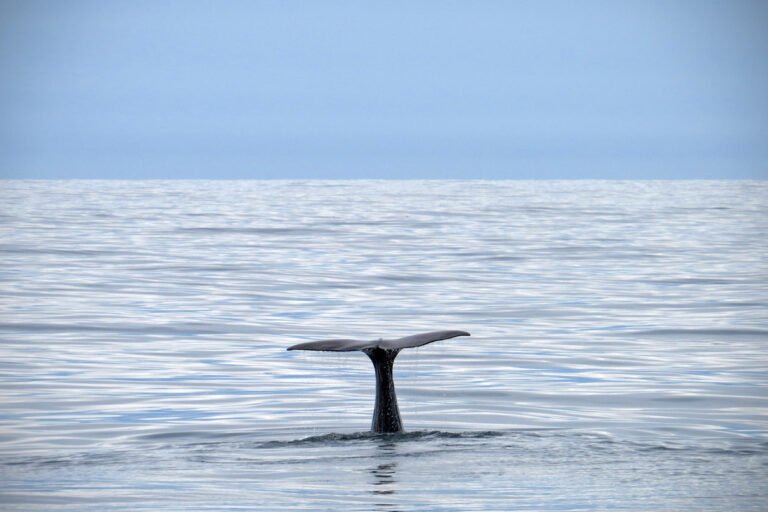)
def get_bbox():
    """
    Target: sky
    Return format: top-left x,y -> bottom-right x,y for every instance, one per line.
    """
1,0 -> 766,179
